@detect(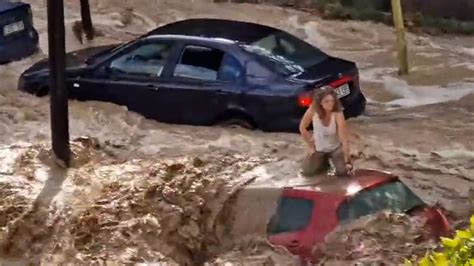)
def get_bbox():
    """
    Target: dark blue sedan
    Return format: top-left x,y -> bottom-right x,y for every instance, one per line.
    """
17,18 -> 366,132
0,0 -> 39,64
